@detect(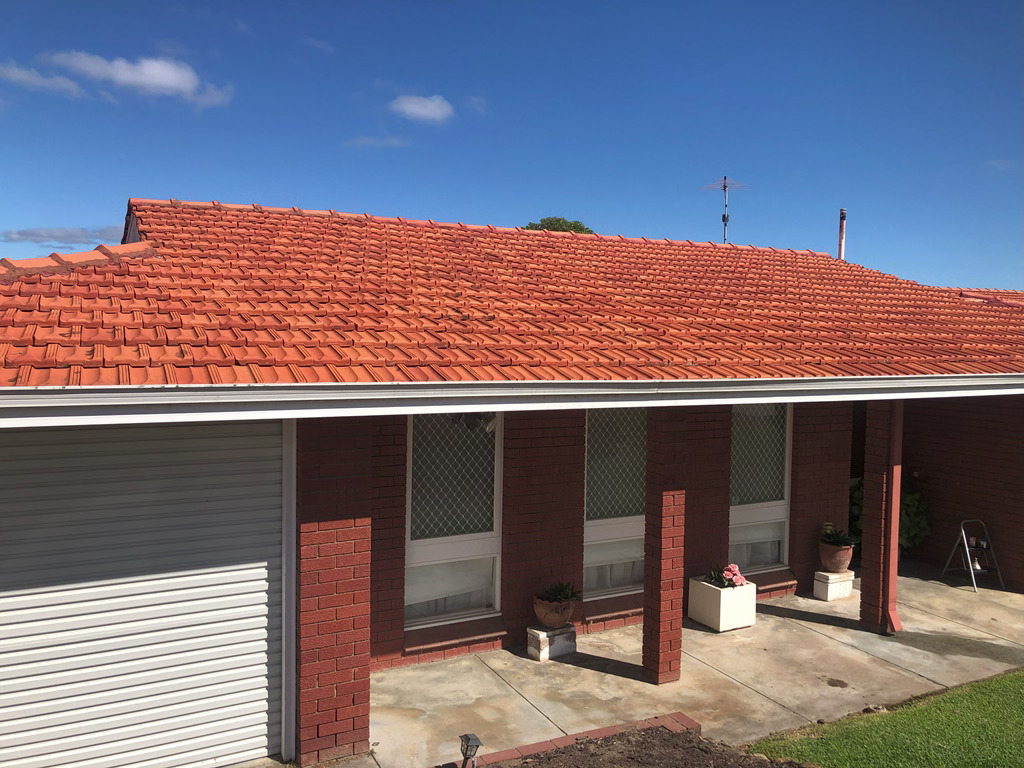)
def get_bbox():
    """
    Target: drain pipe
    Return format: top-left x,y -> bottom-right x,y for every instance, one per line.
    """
837,208 -> 847,261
